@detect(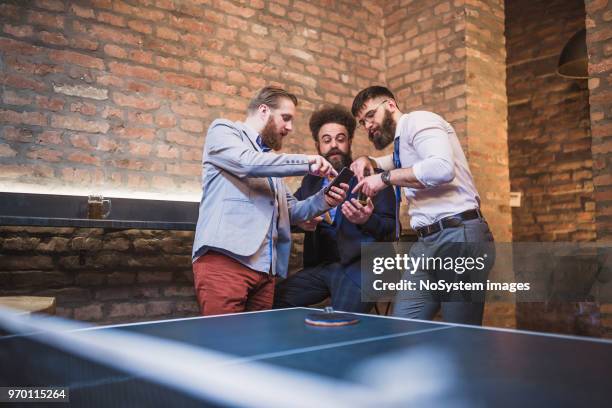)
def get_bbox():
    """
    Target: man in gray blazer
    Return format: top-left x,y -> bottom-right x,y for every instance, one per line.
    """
192,86 -> 348,315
